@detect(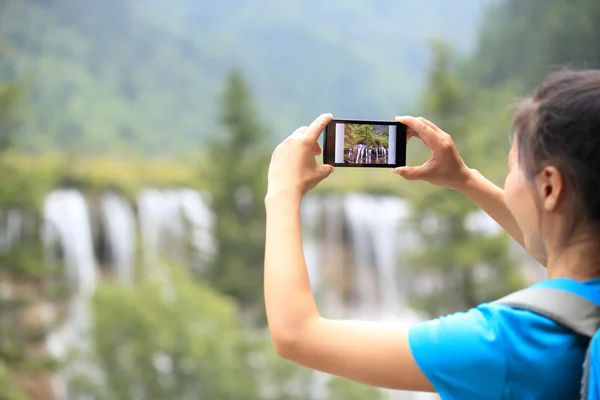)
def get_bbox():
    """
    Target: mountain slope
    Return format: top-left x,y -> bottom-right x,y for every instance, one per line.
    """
0,0 -> 493,154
